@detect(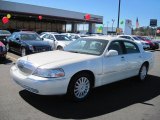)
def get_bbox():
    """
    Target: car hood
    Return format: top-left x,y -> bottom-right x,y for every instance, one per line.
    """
23,40 -> 49,46
21,50 -> 97,68
144,40 -> 152,43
